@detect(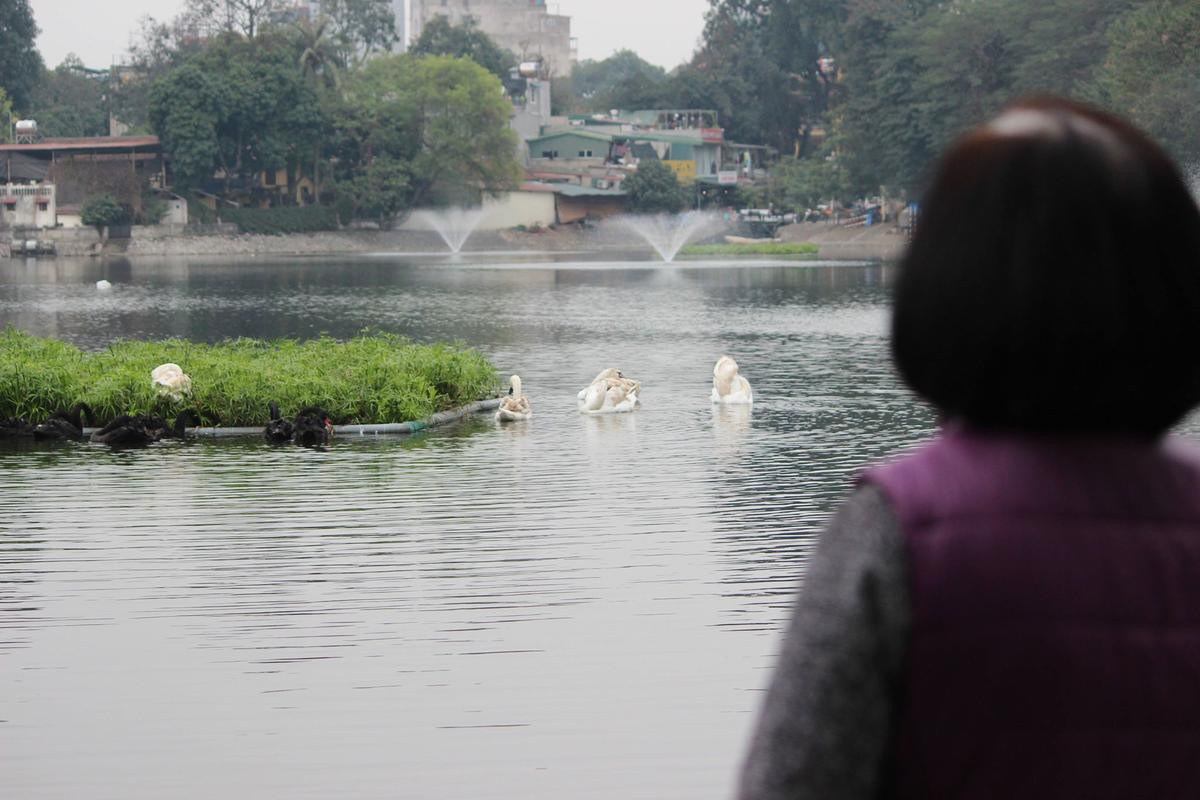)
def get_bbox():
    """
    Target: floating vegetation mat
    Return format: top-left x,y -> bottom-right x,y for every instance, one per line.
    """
679,242 -> 820,256
0,329 -> 498,427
